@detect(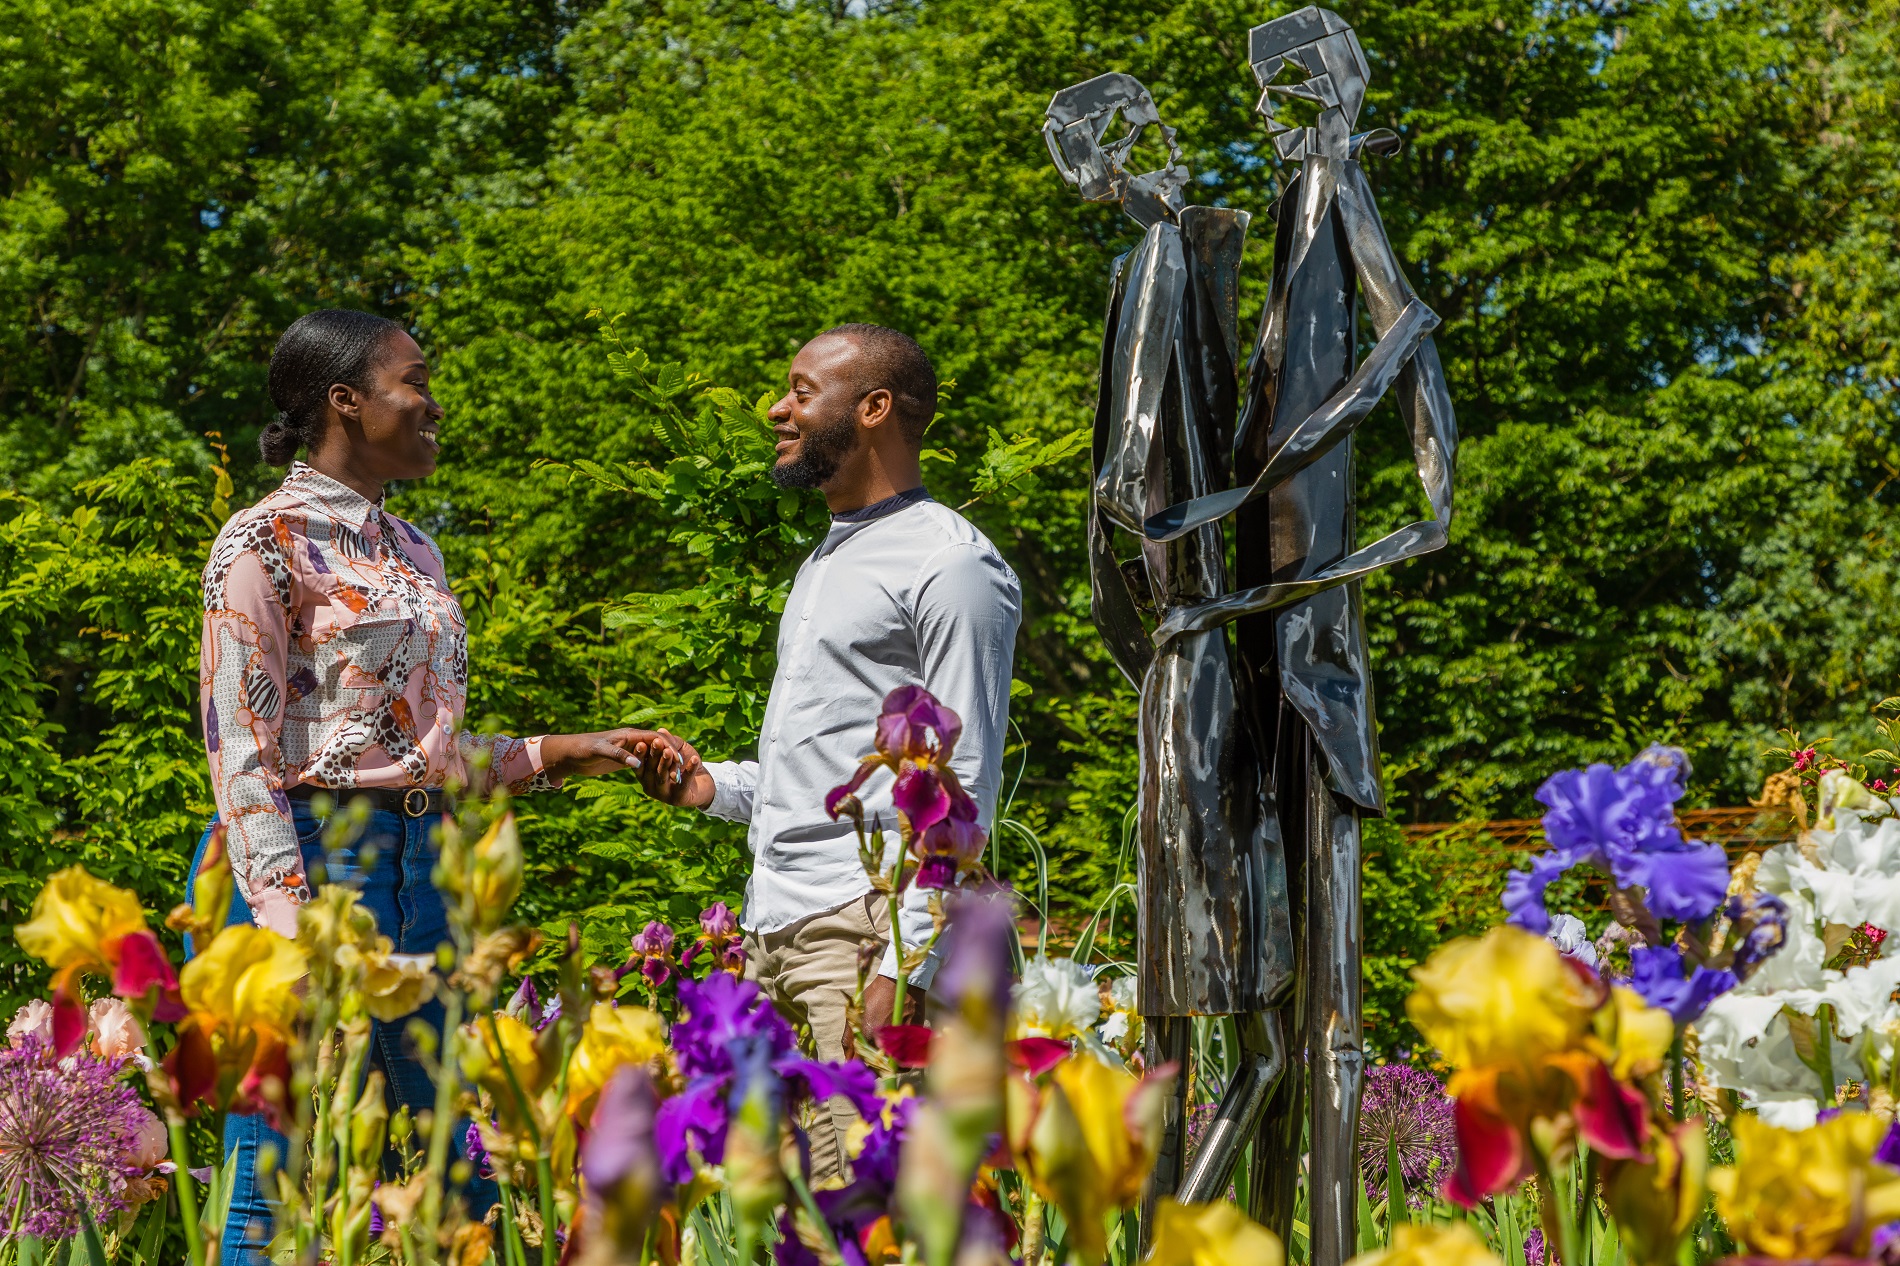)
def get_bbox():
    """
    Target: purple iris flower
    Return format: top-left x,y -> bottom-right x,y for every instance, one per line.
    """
1505,746 -> 1729,934
774,1095 -> 917,1266
654,973 -> 879,1185
1626,944 -> 1738,1025
914,798 -> 986,891
464,1120 -> 494,1179
1878,1119 -> 1900,1168
1725,891 -> 1789,979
